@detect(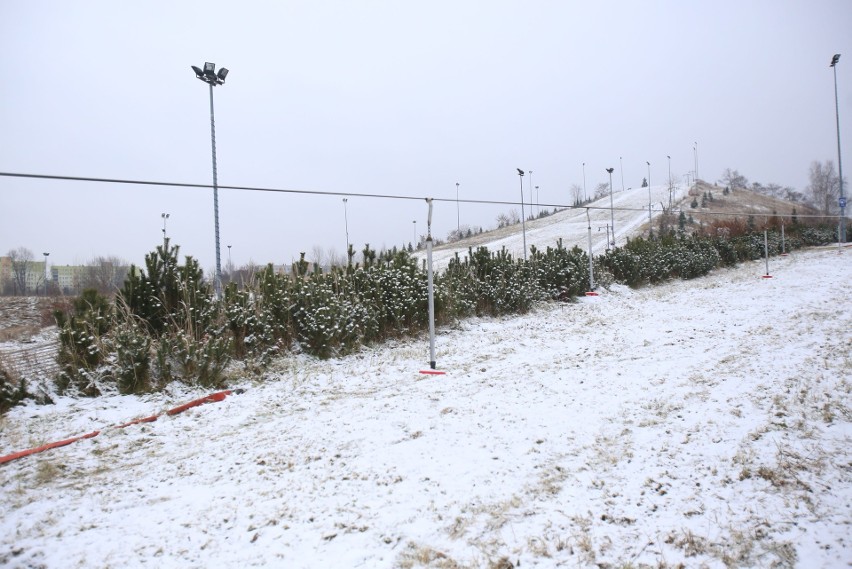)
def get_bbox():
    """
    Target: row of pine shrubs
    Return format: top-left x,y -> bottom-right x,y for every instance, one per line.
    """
10,221 -> 836,403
